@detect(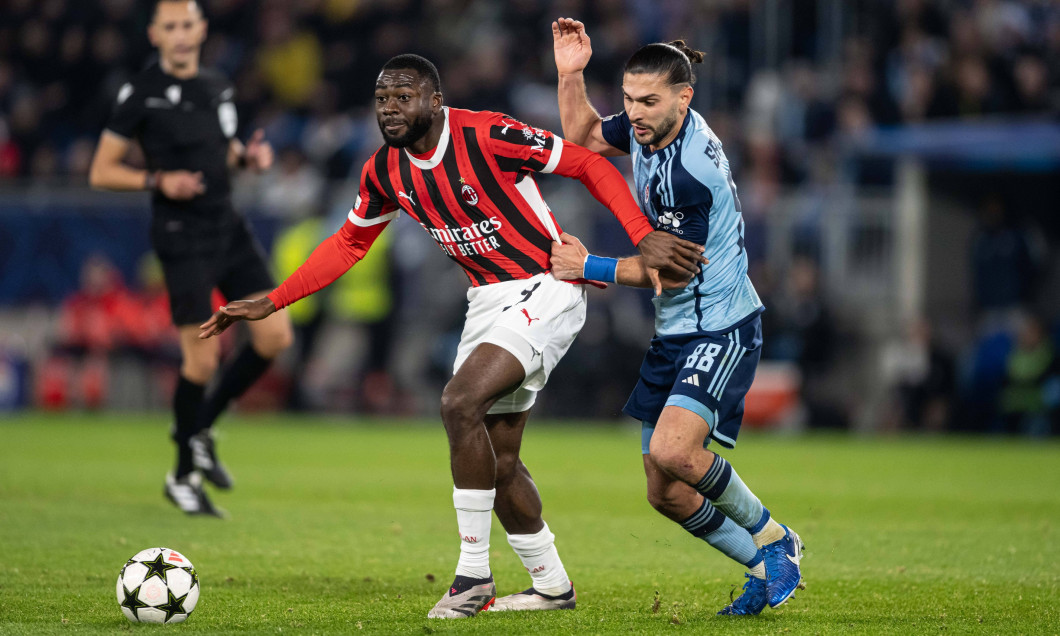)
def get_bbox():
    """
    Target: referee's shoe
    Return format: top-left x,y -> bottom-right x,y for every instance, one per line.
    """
189,430 -> 234,490
164,471 -> 225,518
